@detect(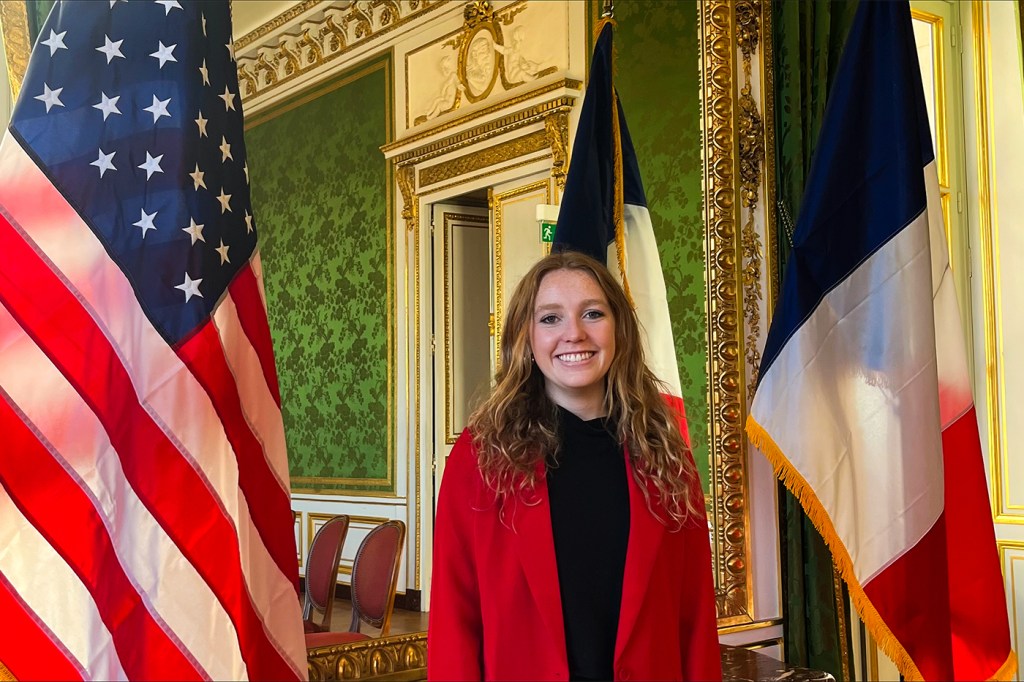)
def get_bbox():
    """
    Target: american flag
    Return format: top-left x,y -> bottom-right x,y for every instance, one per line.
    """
0,1 -> 306,679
